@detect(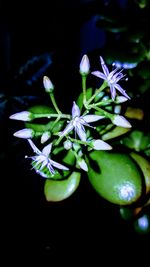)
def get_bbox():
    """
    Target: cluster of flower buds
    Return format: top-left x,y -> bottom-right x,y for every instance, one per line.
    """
10,55 -> 131,178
